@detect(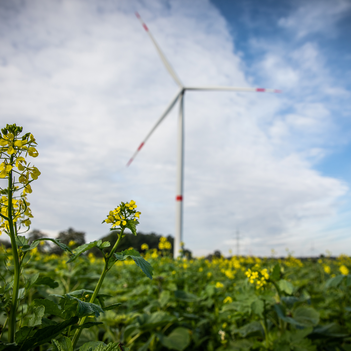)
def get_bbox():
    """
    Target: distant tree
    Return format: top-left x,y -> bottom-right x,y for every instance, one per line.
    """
87,231 -> 191,258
